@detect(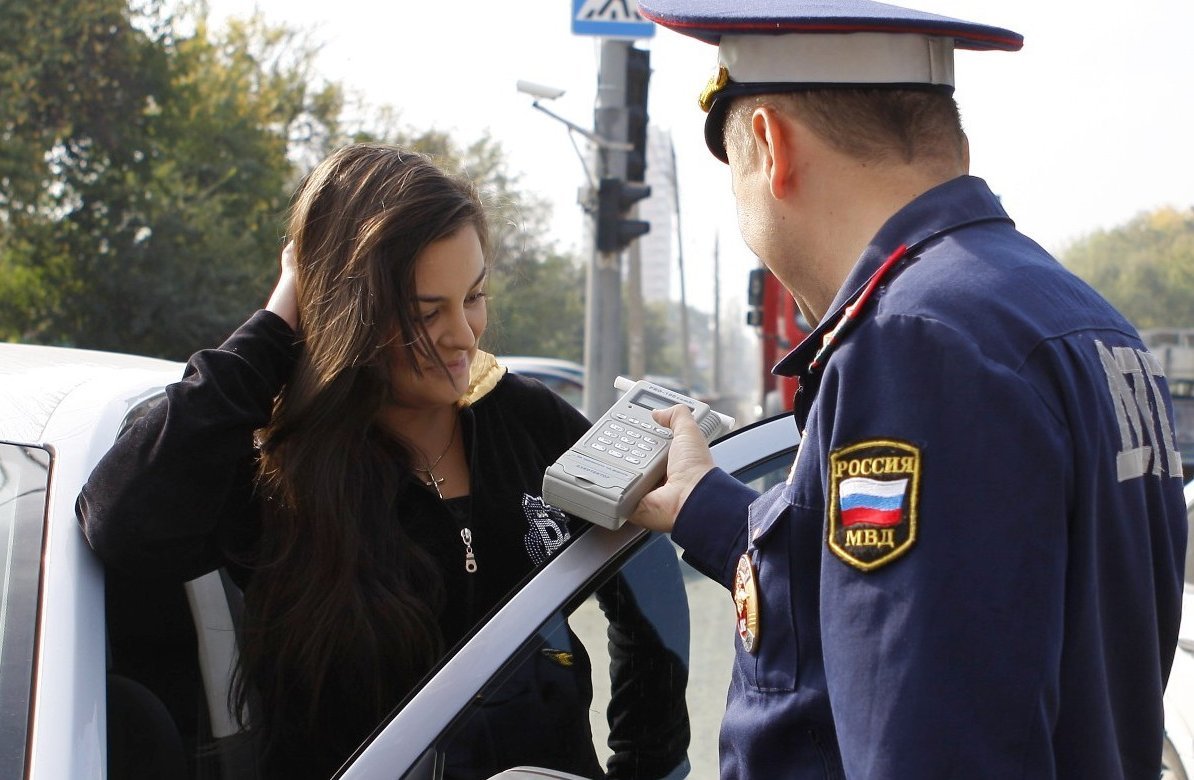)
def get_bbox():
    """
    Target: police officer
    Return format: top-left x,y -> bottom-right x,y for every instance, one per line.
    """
627,0 -> 1188,777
